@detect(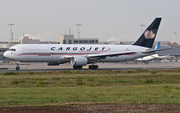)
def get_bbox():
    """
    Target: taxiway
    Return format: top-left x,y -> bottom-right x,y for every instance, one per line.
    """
0,62 -> 180,72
